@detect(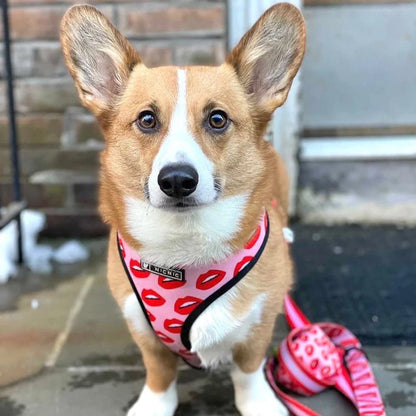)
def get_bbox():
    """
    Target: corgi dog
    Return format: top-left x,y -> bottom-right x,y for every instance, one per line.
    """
61,3 -> 305,415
